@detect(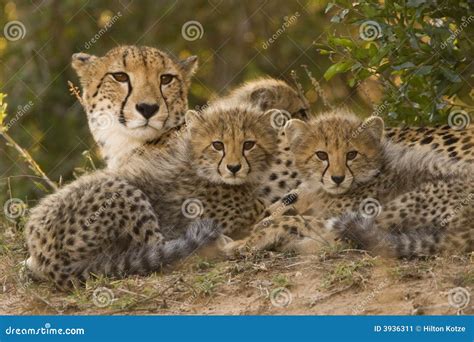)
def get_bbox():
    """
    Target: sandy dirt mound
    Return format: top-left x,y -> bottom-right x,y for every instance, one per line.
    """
1,226 -> 472,315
